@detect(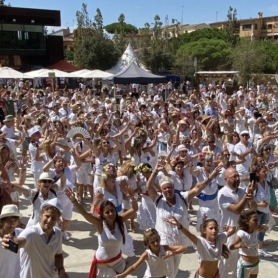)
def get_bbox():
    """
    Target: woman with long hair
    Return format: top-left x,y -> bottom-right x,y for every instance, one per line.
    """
65,188 -> 137,278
